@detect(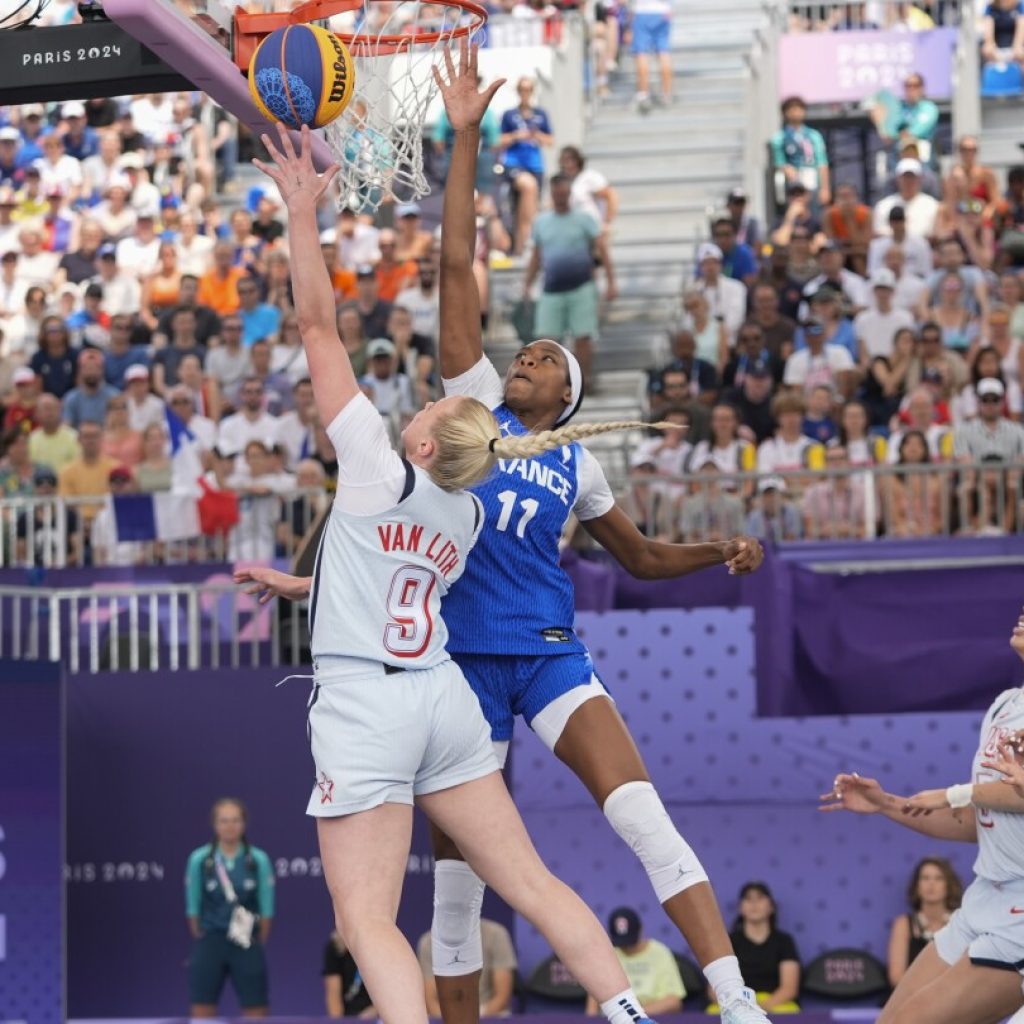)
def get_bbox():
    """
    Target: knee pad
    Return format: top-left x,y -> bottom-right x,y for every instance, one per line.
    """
603,780 -> 708,902
431,859 -> 485,977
